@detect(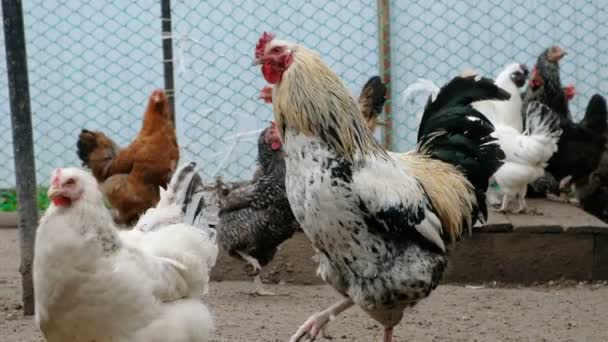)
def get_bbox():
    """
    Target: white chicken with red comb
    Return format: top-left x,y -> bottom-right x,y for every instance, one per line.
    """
33,163 -> 217,342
